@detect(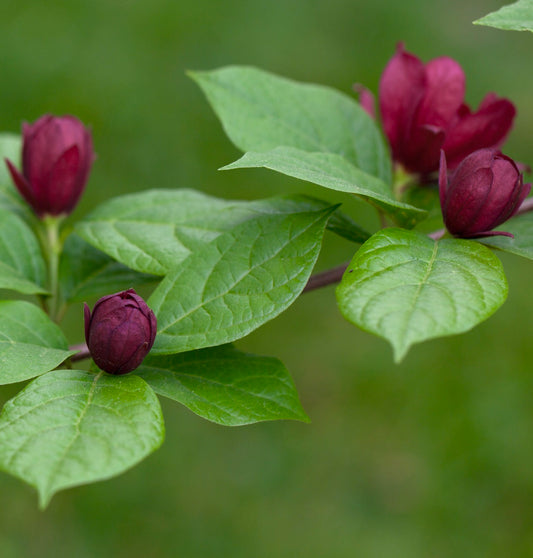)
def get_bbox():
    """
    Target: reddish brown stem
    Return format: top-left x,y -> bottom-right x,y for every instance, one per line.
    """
302,195 -> 533,293
302,262 -> 349,293
70,343 -> 90,362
